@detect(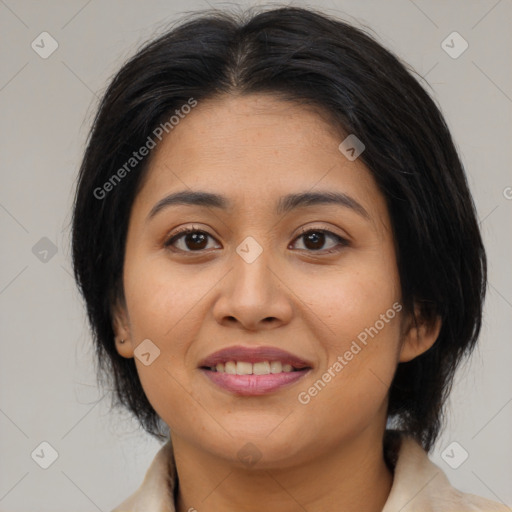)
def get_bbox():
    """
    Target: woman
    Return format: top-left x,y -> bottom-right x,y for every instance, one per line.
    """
71,6 -> 509,511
